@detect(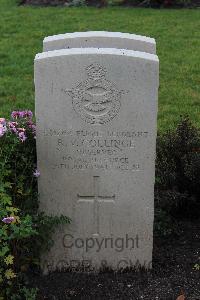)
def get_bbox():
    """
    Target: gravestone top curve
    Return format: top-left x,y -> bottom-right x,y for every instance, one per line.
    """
36,47 -> 158,62
44,31 -> 155,44
43,31 -> 156,54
